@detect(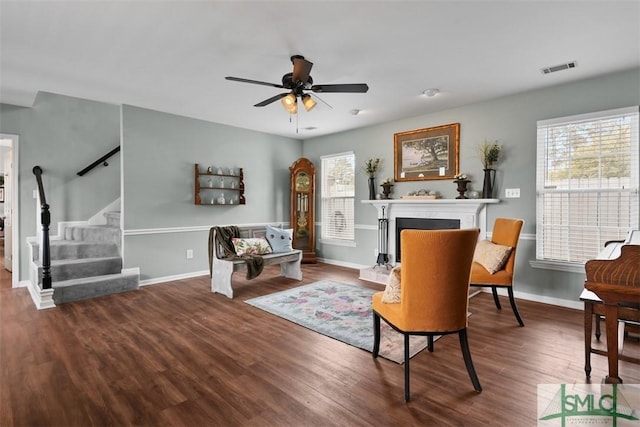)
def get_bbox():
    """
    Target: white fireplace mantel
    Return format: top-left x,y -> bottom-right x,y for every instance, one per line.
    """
362,198 -> 500,265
